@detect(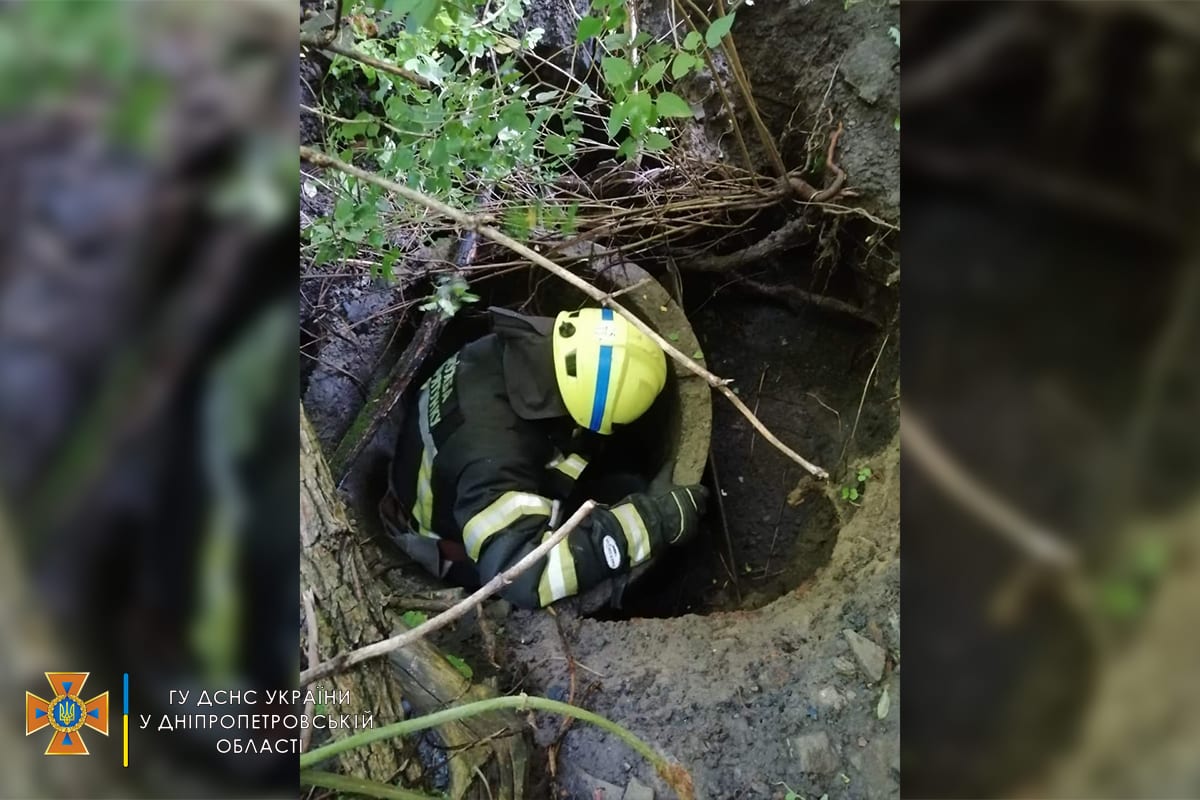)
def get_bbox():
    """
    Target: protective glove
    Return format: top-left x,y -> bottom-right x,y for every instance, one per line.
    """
650,484 -> 709,546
